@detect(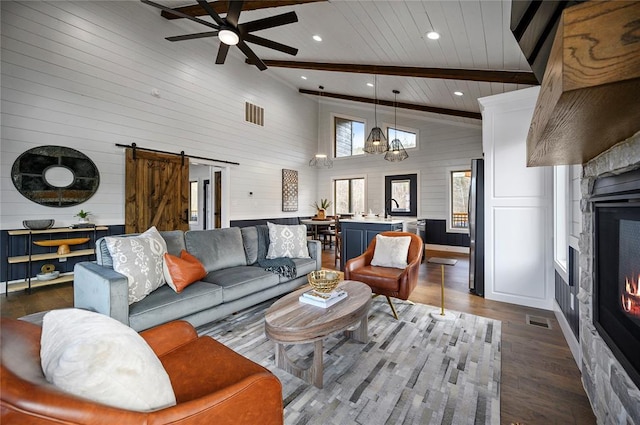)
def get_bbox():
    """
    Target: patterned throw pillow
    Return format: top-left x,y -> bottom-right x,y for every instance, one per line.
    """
266,222 -> 310,259
105,226 -> 167,305
370,234 -> 412,269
